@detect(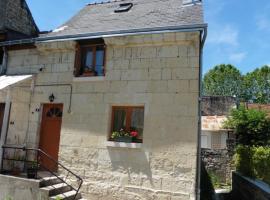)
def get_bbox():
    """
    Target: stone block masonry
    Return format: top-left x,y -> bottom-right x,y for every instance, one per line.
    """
5,32 -> 201,199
